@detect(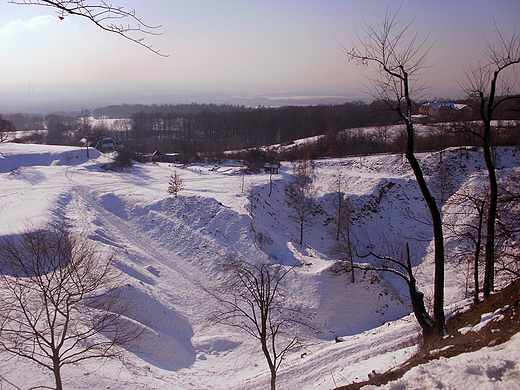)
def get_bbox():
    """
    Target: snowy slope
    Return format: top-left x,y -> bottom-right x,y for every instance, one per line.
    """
0,142 -> 519,389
